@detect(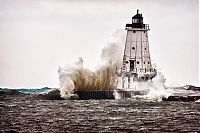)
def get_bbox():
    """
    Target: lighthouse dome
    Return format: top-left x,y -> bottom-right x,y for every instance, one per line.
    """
132,9 -> 143,24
